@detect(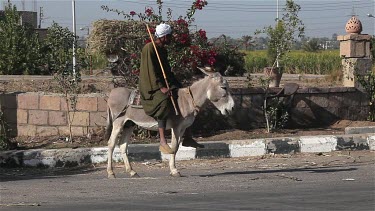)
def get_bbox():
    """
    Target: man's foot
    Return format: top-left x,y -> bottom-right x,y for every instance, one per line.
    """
159,144 -> 174,154
182,137 -> 205,148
